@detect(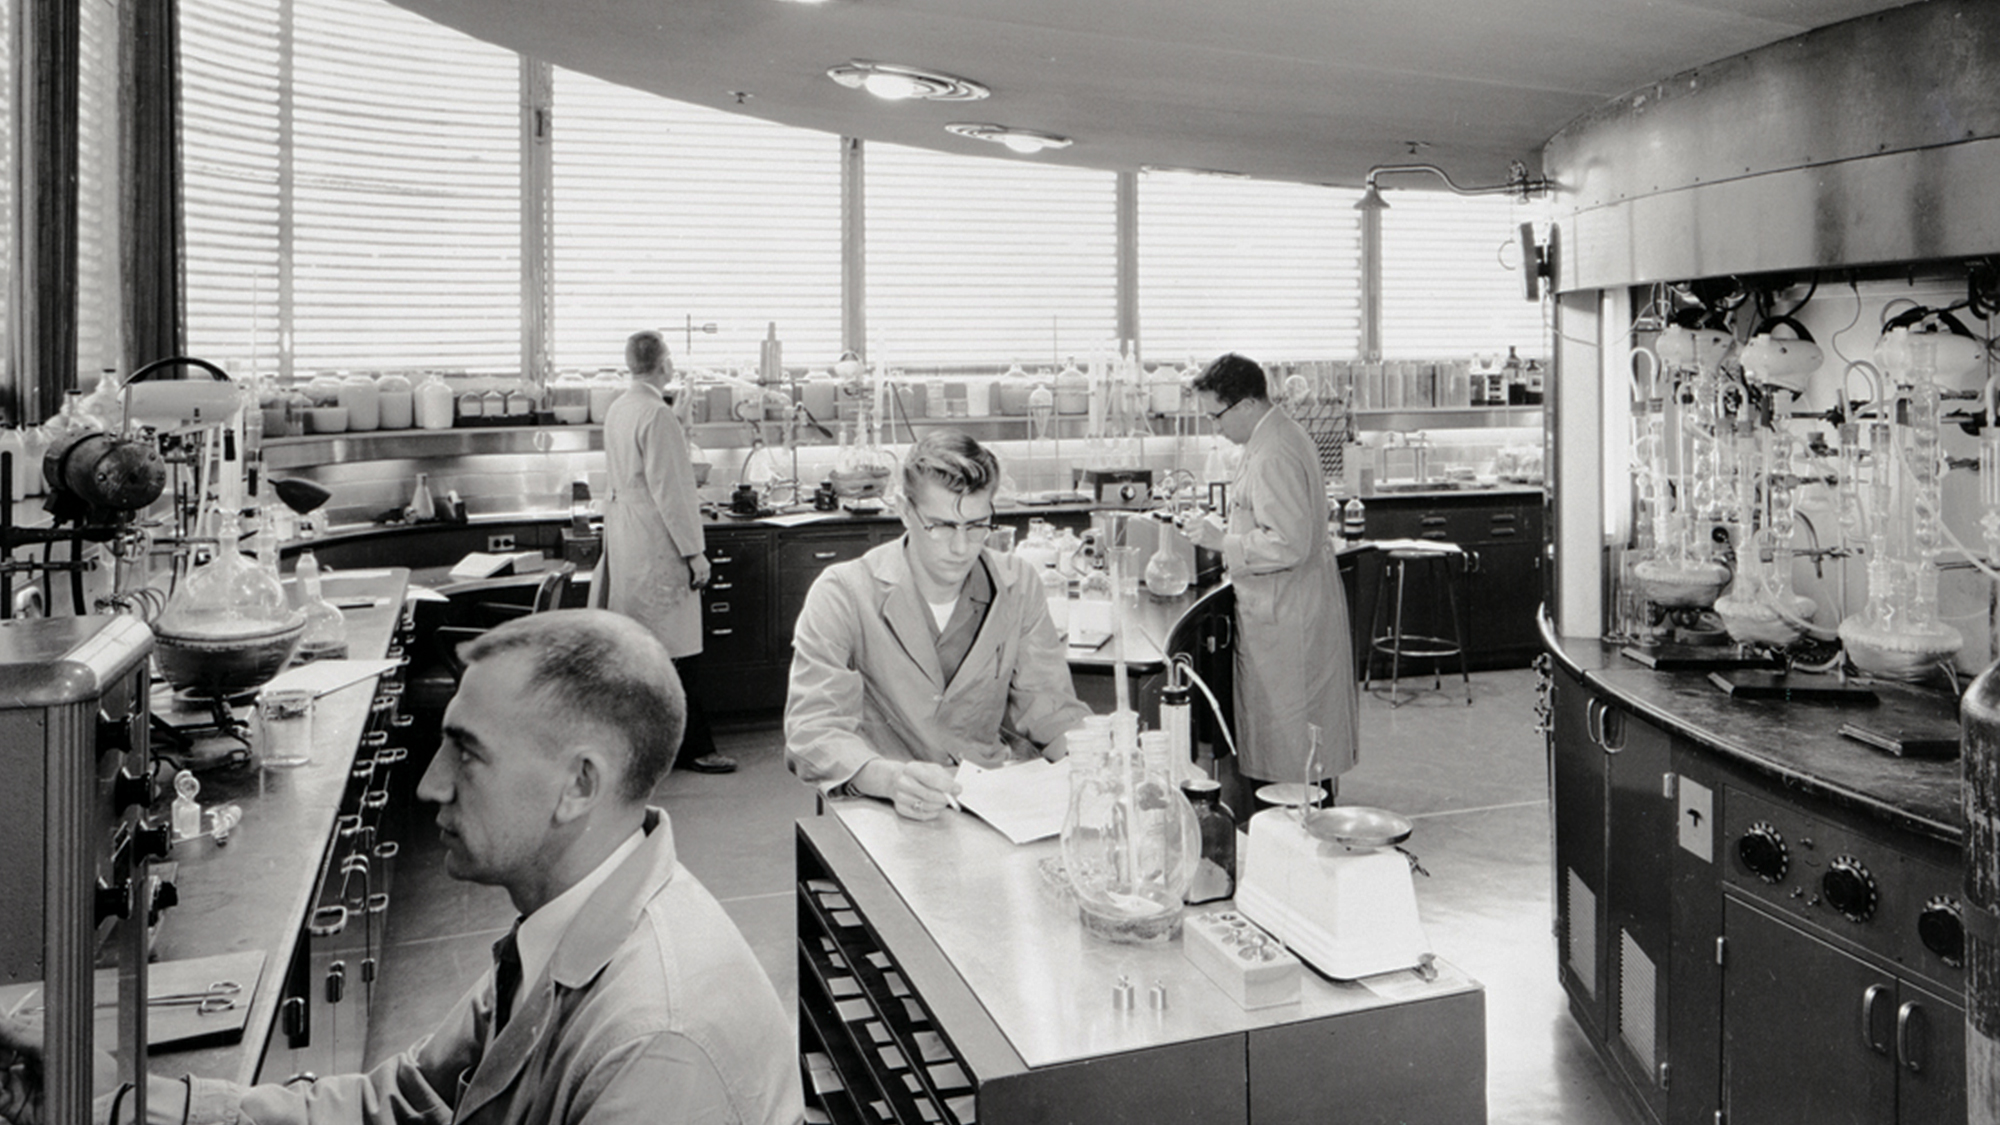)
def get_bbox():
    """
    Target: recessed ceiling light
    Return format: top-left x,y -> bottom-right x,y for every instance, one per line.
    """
945,123 -> 1072,154
827,61 -> 989,102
